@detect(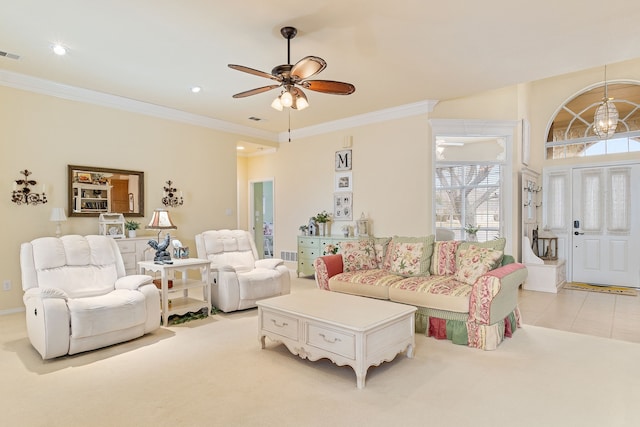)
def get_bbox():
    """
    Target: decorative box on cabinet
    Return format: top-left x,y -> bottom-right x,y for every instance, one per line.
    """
297,235 -> 358,277
98,213 -> 125,238
116,237 -> 154,275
